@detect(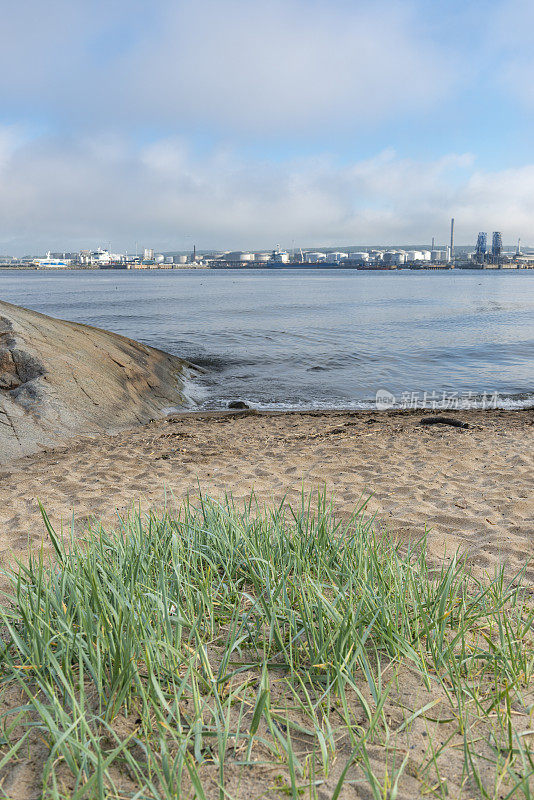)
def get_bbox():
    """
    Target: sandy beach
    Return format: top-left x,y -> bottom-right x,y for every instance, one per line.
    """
1,405 -> 533,799
1,407 -> 532,583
